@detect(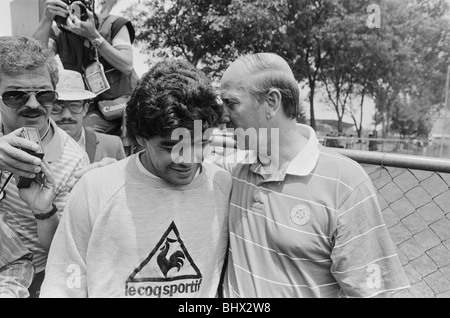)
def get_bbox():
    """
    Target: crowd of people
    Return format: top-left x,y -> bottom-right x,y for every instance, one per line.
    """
0,0 -> 411,298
